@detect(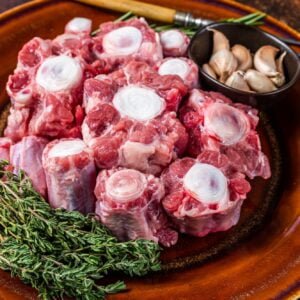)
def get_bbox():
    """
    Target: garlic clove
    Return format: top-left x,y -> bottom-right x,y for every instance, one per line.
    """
254,45 -> 280,77
209,49 -> 238,83
232,44 -> 252,71
208,28 -> 230,54
270,51 -> 286,87
225,71 -> 251,92
202,63 -> 217,79
244,69 -> 277,93
276,51 -> 286,74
